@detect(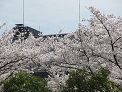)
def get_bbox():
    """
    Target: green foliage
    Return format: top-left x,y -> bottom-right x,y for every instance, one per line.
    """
2,72 -> 51,92
61,68 -> 120,92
